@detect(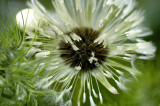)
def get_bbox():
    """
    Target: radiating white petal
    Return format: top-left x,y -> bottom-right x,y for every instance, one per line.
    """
136,42 -> 156,55
92,69 -> 118,94
90,96 -> 96,106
